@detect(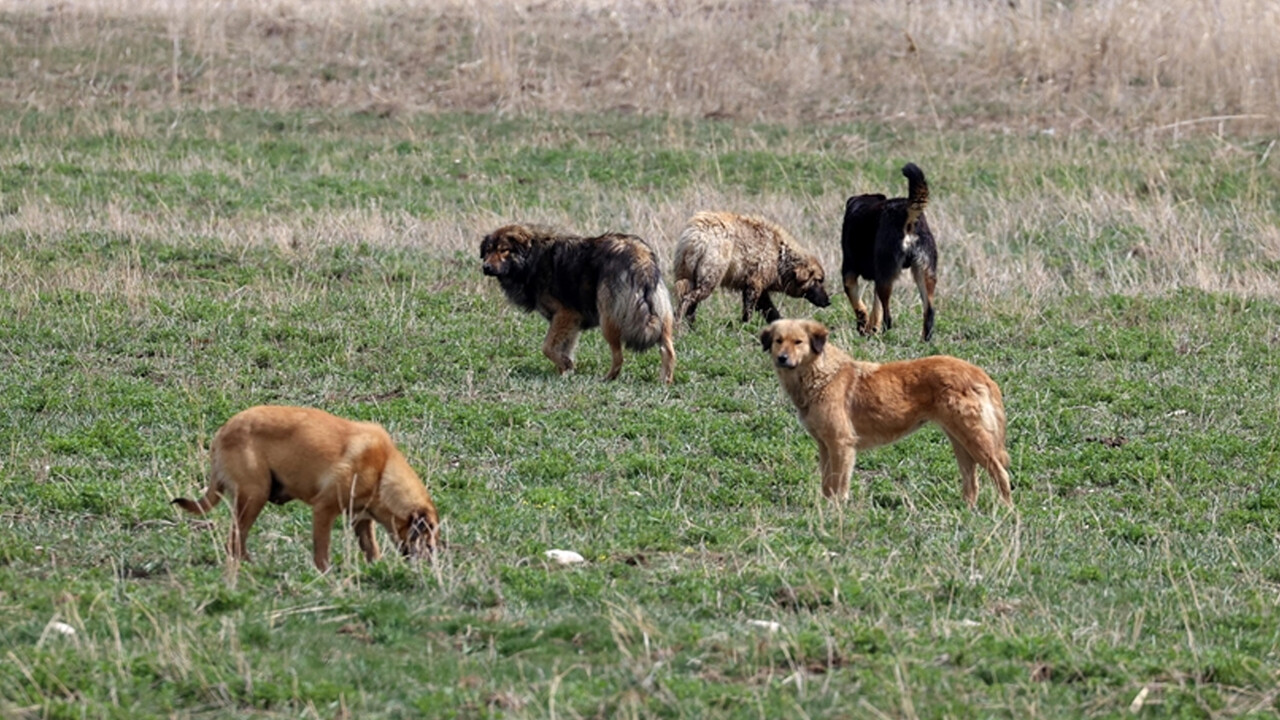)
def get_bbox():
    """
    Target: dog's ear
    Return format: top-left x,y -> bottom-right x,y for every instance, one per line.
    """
806,321 -> 828,355
760,325 -> 774,352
